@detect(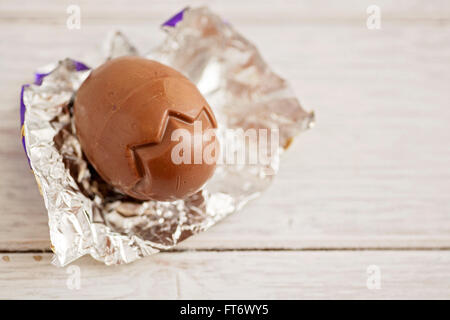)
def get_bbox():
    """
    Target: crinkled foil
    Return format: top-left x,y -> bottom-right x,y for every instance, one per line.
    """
21,7 -> 314,266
